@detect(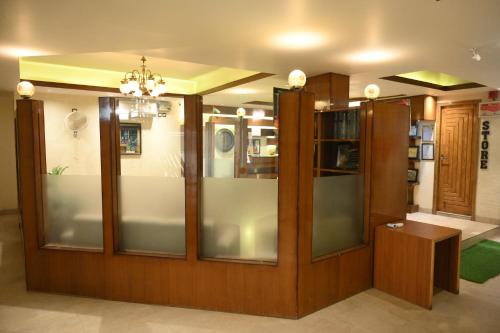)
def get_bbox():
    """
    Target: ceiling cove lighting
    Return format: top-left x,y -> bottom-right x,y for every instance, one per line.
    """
288,69 -> 307,89
364,84 -> 381,100
272,32 -> 326,49
348,50 -> 396,63
0,46 -> 46,58
381,70 -> 484,91
119,56 -> 166,97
